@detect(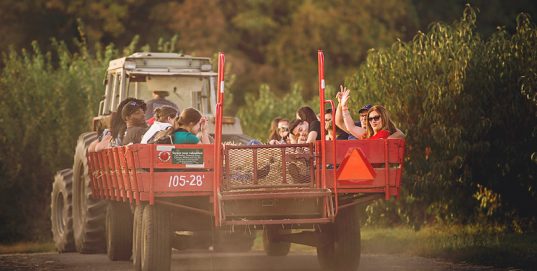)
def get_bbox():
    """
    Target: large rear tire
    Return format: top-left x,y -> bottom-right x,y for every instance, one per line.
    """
106,201 -> 133,260
132,204 -> 143,271
72,132 -> 106,253
50,169 -> 75,252
141,204 -> 171,271
263,227 -> 291,256
316,206 -> 361,271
